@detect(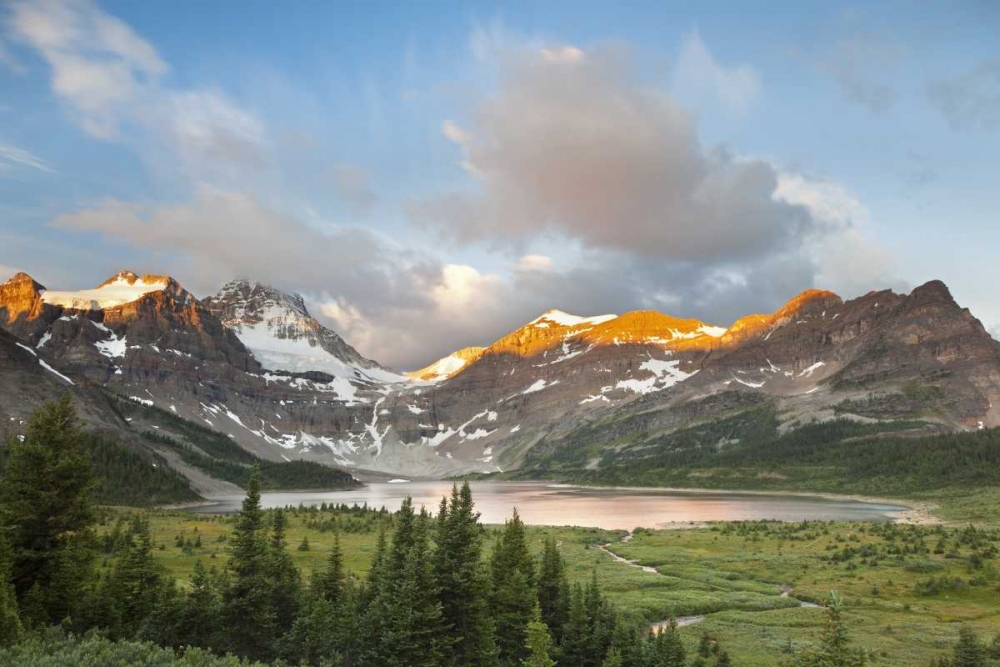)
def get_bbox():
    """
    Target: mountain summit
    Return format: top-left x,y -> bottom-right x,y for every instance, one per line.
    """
204,279 -> 403,384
